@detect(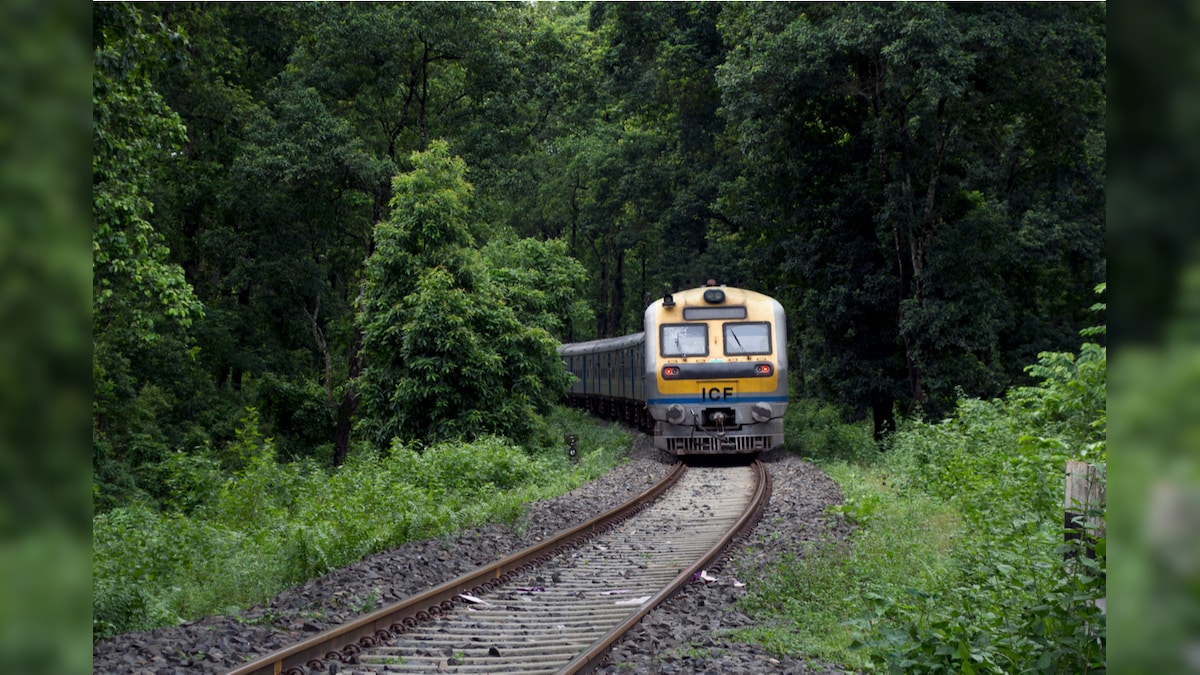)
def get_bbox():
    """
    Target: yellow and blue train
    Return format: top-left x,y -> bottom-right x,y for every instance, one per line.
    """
560,281 -> 788,455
